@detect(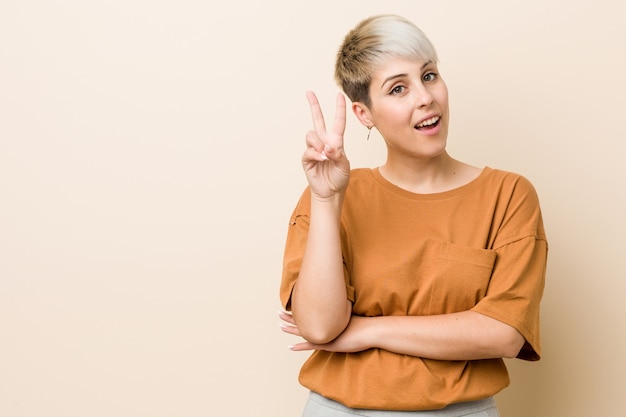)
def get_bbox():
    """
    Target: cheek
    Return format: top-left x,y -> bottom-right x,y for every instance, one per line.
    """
382,106 -> 413,125
437,83 -> 449,107
371,99 -> 416,127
